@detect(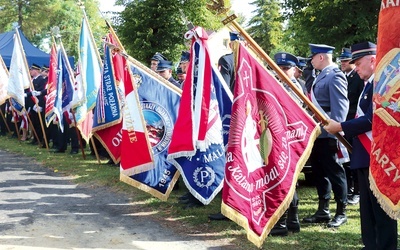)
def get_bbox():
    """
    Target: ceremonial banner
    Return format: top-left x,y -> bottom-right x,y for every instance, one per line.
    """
44,43 -> 58,126
167,27 -> 230,204
74,12 -> 102,142
92,33 -> 124,163
120,61 -> 181,201
370,1 -> 400,219
221,43 -> 320,247
7,28 -> 31,110
53,44 -> 75,133
119,57 -> 154,176
0,55 -> 9,105
92,34 -> 122,131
